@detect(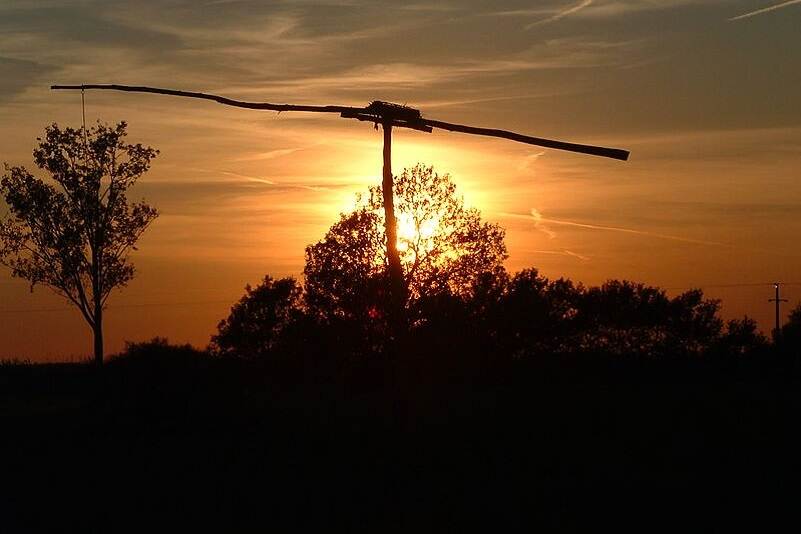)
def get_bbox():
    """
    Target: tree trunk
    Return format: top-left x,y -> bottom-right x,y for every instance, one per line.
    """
93,308 -> 104,365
